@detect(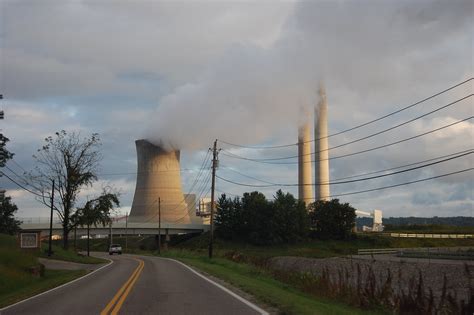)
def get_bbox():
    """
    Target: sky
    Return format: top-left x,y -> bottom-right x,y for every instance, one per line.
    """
0,0 -> 473,219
